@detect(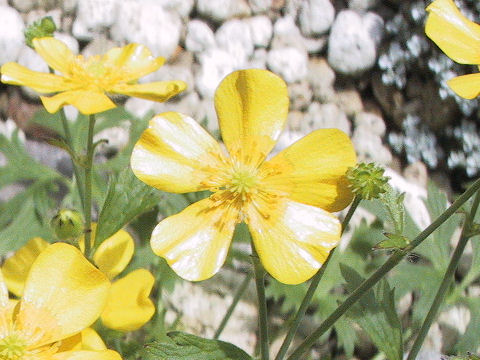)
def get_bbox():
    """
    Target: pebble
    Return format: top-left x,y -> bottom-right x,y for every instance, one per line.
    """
196,0 -> 251,23
288,80 -> 313,111
267,47 -> 308,83
335,88 -> 364,117
245,16 -> 272,48
216,19 -> 254,63
303,102 -> 351,135
185,20 -> 216,53
156,0 -> 195,18
248,0 -> 272,14
299,0 -> 335,36
72,0 -> 117,40
0,6 -> 25,65
352,127 -> 392,165
353,111 -> 385,136
307,58 -> 336,102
